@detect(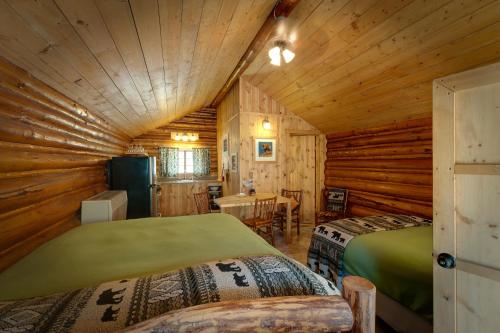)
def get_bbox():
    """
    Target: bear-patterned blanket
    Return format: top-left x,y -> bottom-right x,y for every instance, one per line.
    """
0,255 -> 338,333
307,215 -> 431,287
